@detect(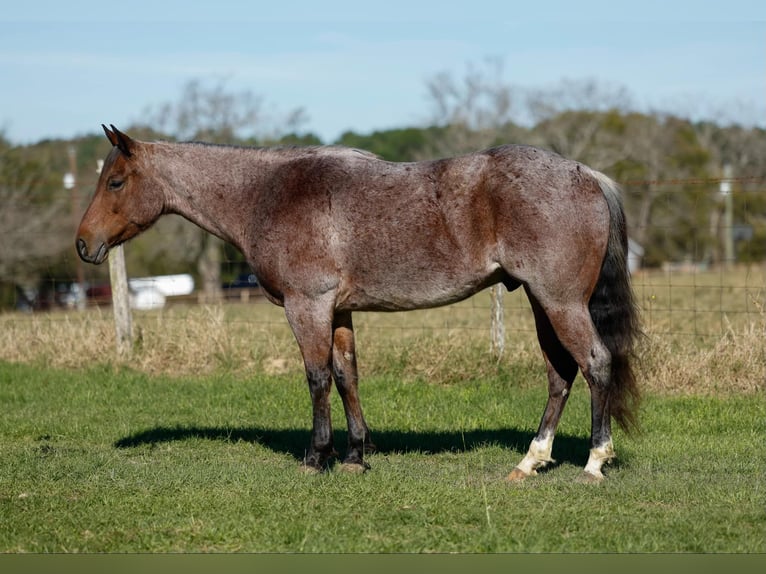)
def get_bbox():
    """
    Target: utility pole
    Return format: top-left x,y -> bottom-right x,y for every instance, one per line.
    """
65,146 -> 86,310
720,165 -> 734,269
